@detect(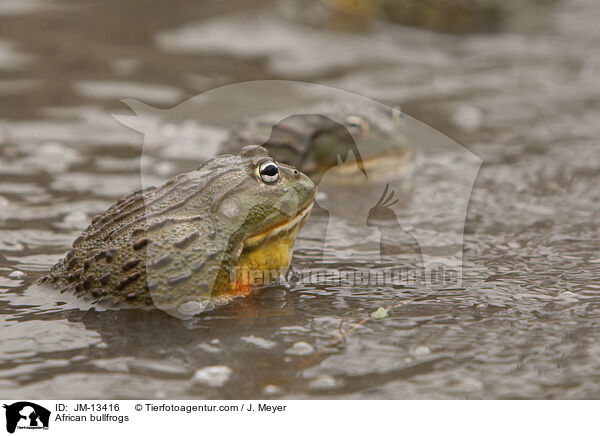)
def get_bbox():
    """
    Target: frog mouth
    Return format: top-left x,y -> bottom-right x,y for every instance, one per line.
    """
242,201 -> 314,250
323,148 -> 412,184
